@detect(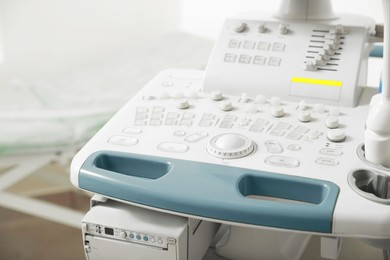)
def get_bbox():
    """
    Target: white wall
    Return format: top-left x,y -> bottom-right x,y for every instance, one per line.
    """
180,0 -> 384,39
0,0 -> 181,82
